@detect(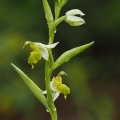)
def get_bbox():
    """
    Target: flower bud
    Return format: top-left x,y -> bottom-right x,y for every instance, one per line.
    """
65,9 -> 85,26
